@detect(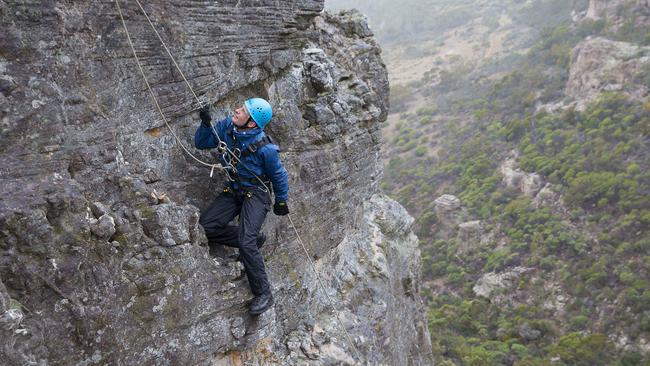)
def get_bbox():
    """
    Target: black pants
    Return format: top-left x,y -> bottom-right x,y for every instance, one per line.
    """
199,188 -> 271,296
